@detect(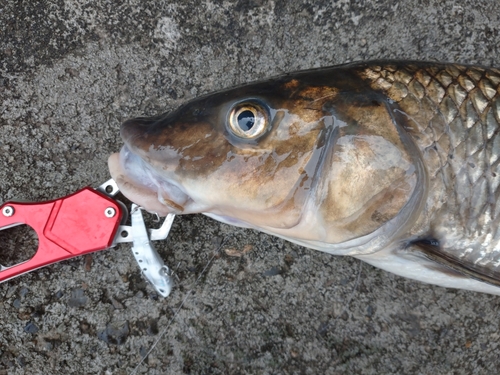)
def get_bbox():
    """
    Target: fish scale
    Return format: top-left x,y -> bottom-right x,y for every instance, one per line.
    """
365,63 -> 500,279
